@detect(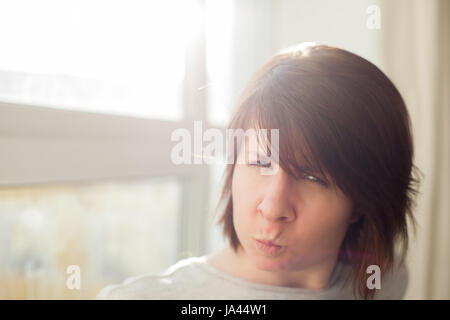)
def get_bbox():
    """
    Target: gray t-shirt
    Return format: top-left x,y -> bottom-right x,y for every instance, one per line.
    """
96,255 -> 408,300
